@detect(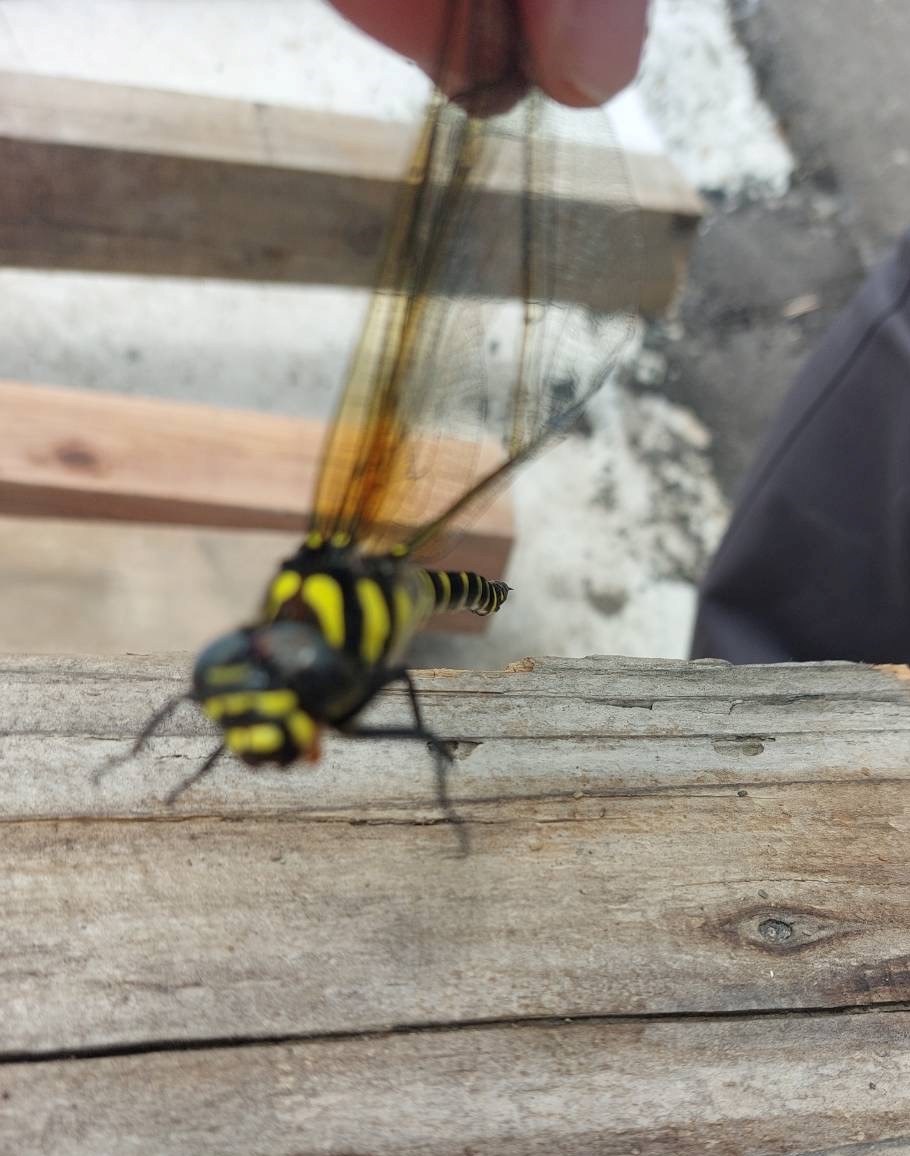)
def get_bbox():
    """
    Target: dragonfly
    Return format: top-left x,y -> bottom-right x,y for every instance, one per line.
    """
103,0 -> 642,850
